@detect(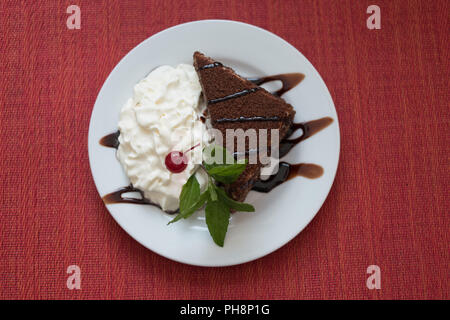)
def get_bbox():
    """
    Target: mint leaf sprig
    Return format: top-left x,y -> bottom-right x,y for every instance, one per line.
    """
168,145 -> 255,247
